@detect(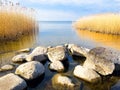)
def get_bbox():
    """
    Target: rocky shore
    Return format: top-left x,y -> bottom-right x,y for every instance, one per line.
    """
0,44 -> 120,90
